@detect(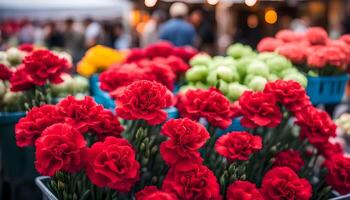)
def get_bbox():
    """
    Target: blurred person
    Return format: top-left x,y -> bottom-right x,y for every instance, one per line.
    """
159,2 -> 196,46
290,16 -> 310,33
44,21 -> 64,48
19,20 -> 35,44
113,22 -> 131,50
84,18 -> 102,48
189,10 -> 215,54
141,10 -> 166,47
64,18 -> 84,63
